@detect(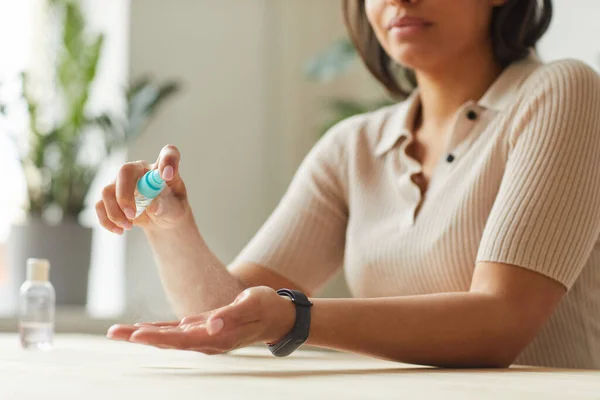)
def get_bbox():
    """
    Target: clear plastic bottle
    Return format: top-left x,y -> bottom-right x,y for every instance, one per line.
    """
19,258 -> 55,350
134,169 -> 167,218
